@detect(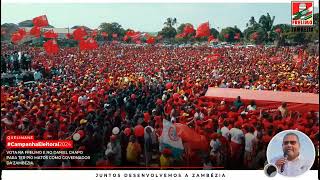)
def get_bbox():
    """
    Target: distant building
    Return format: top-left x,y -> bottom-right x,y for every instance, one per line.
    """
21,27 -> 77,39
